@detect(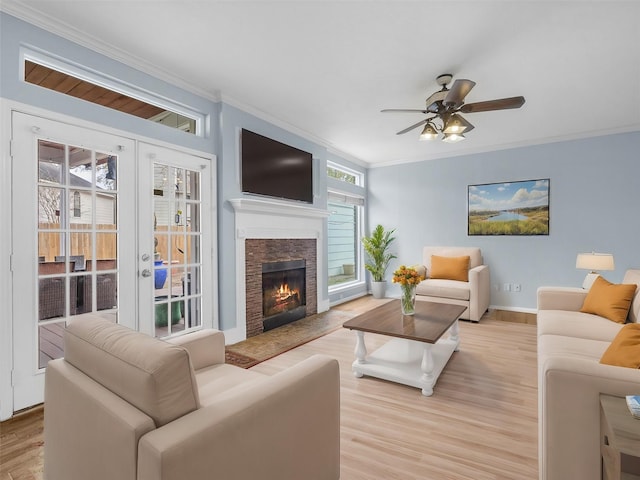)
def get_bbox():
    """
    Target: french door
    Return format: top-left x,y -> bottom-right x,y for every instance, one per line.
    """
10,112 -> 214,411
